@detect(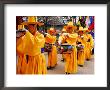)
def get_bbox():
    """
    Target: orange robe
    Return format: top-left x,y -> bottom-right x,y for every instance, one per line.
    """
16,31 -> 46,74
84,34 -> 94,60
45,34 -> 57,68
58,34 -> 67,60
16,36 -> 27,74
59,33 -> 78,74
77,35 -> 85,66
